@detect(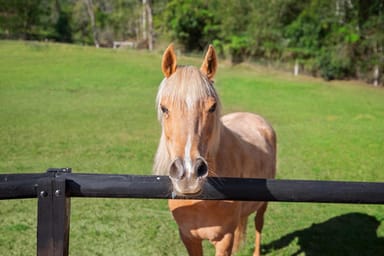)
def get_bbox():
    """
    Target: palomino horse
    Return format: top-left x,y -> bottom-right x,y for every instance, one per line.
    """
153,44 -> 276,256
